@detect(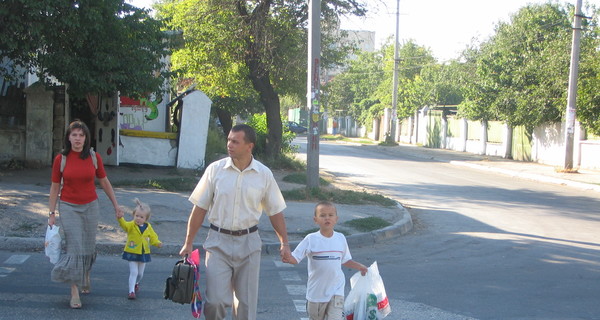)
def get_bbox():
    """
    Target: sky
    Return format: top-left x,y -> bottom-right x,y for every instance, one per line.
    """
128,0 -> 600,62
